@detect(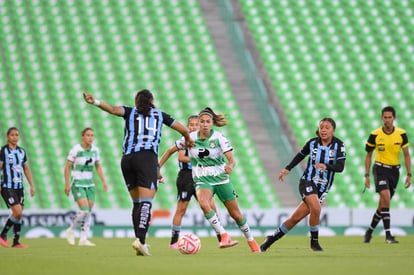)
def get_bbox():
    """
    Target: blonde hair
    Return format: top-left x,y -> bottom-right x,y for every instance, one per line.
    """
198,107 -> 227,127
